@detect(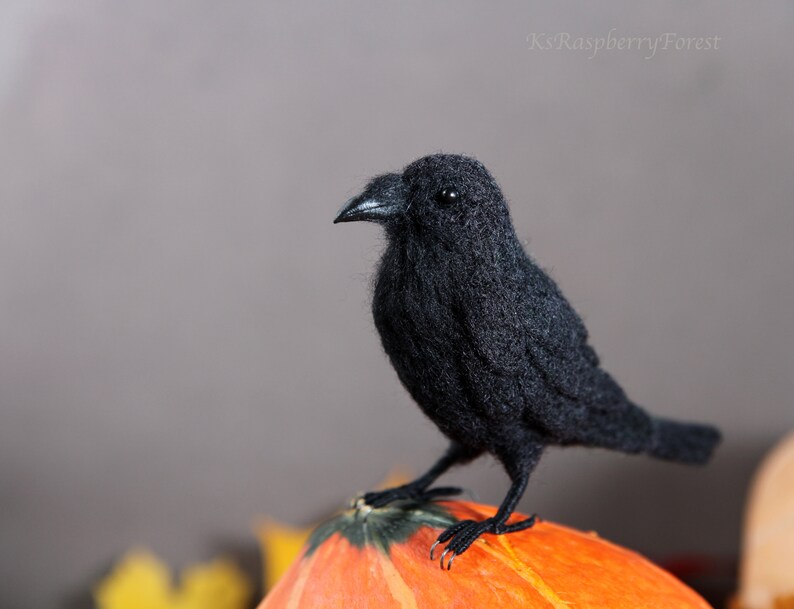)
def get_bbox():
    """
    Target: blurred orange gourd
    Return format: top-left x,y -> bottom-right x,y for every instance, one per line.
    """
258,500 -> 712,609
